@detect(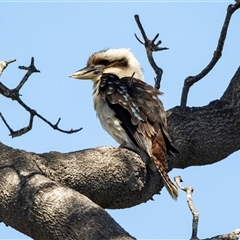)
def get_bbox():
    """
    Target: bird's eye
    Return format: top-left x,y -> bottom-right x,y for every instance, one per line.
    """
98,59 -> 110,66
